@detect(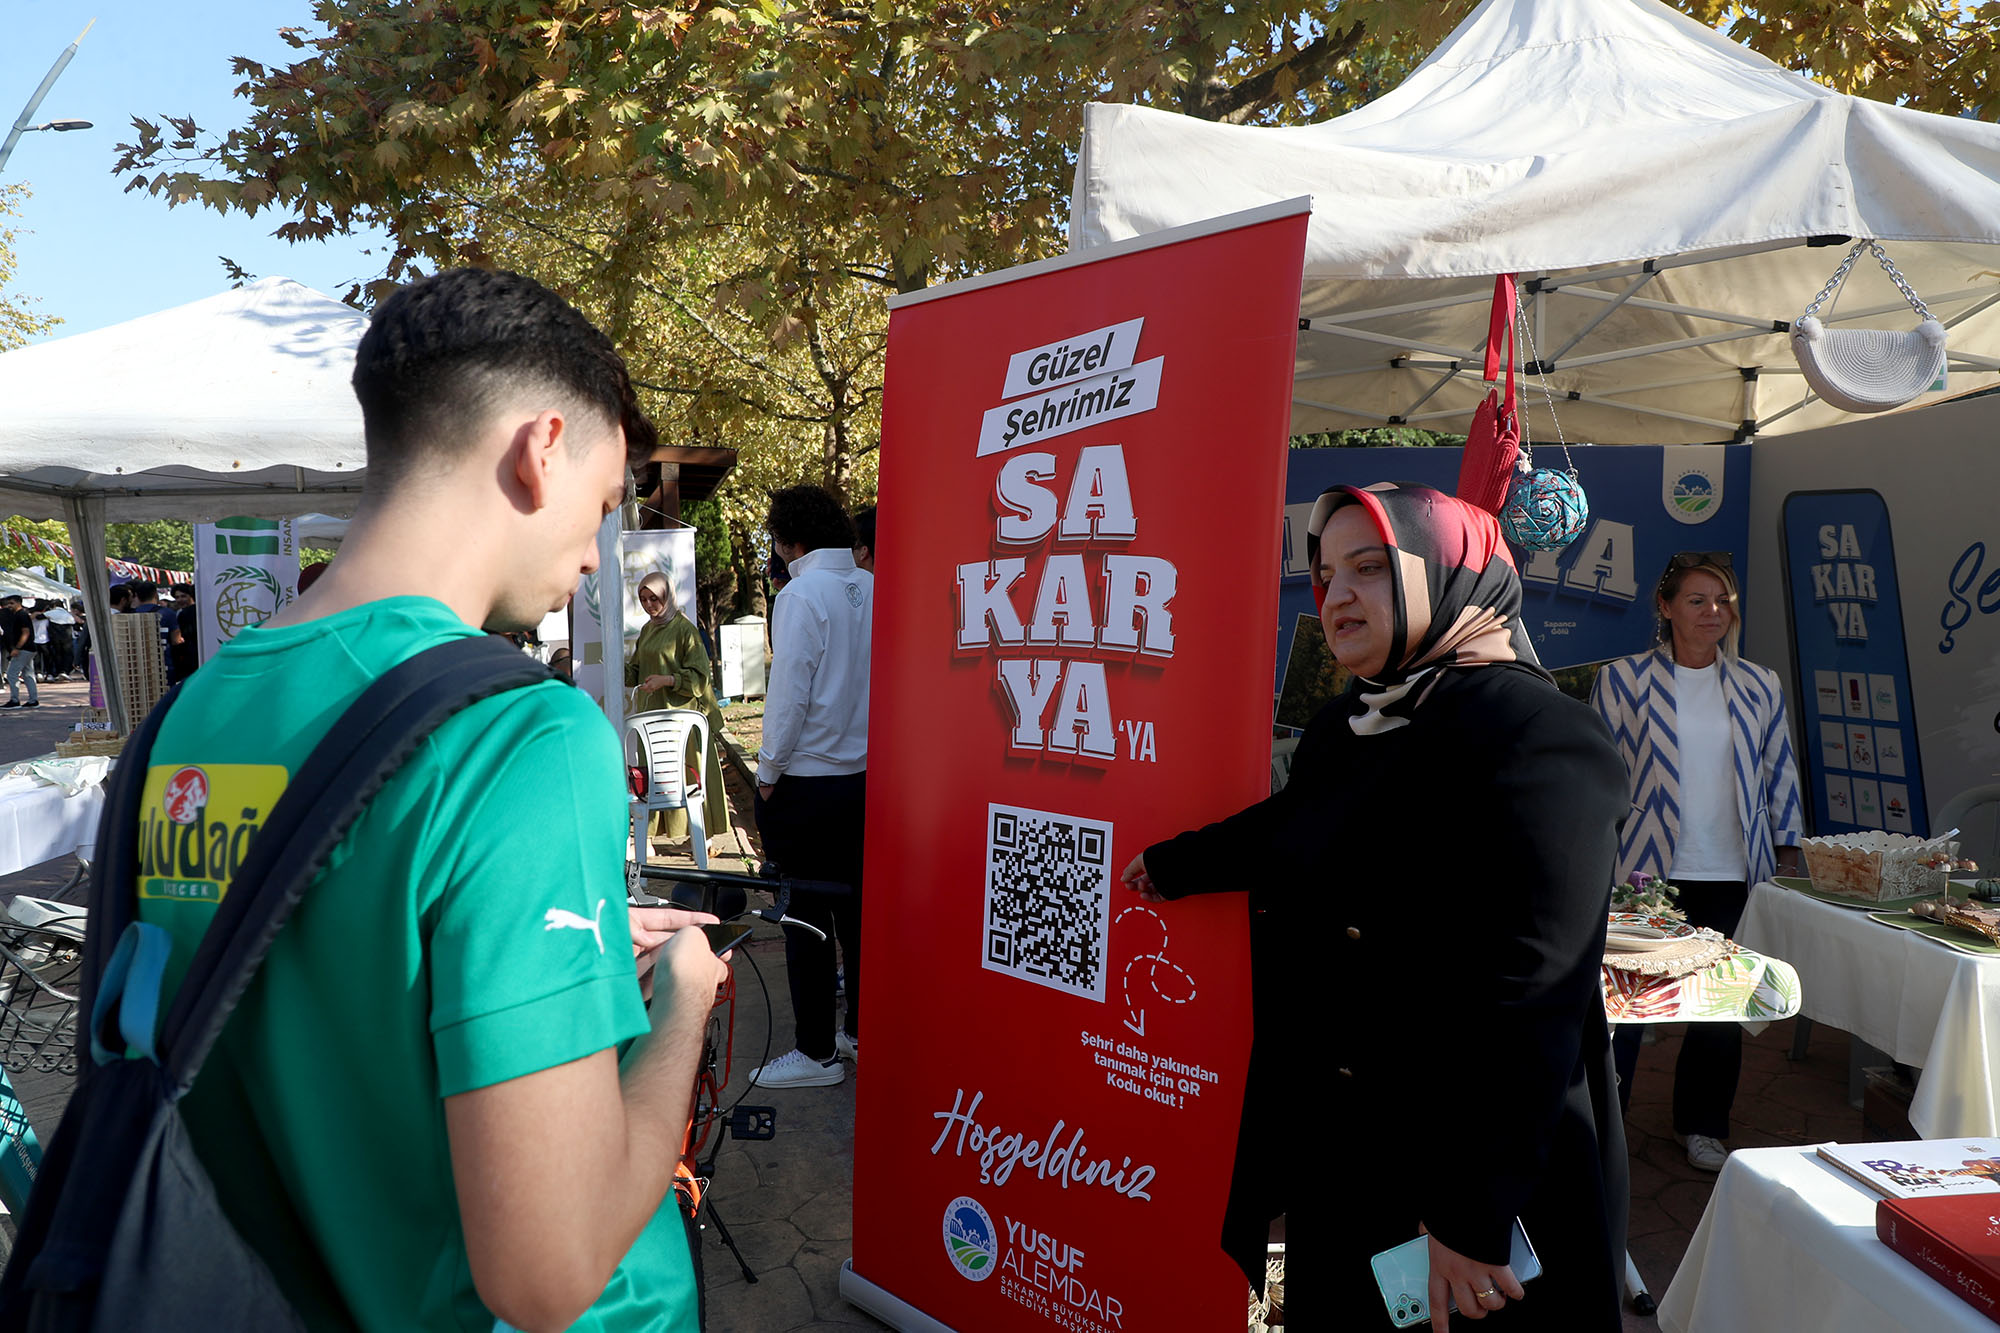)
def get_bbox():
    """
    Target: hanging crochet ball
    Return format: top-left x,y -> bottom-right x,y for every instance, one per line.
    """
1499,467 -> 1590,551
